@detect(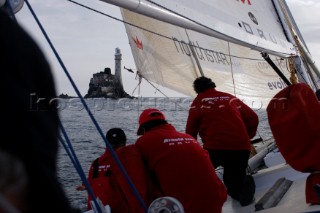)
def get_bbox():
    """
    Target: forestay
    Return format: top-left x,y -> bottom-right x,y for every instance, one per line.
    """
102,0 -> 297,107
